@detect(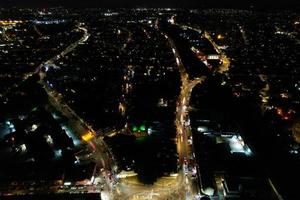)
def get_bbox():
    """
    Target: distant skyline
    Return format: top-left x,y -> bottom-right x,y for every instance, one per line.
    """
0,0 -> 299,9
